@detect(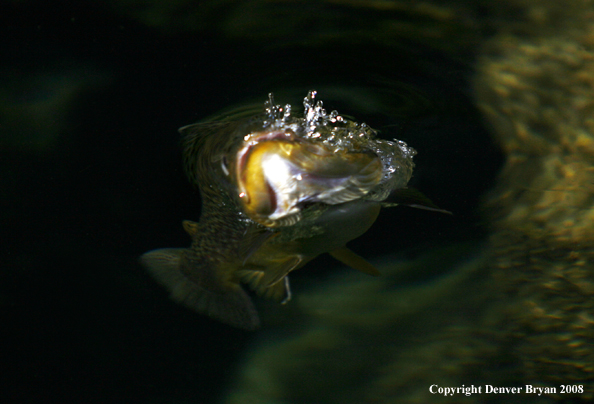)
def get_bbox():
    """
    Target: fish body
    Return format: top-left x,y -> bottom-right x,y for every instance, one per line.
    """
141,91 -> 417,330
